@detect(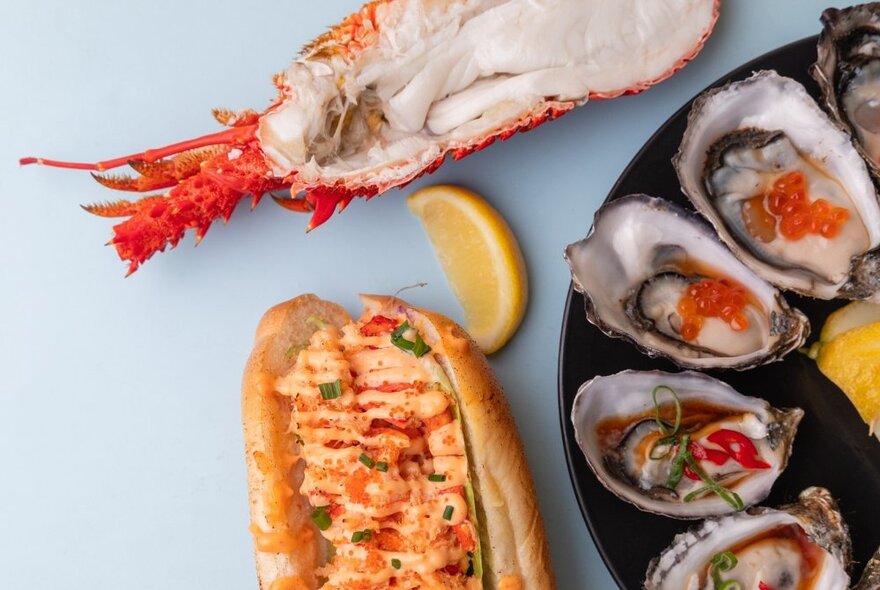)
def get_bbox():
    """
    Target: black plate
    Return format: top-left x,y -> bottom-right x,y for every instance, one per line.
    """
559,36 -> 880,589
